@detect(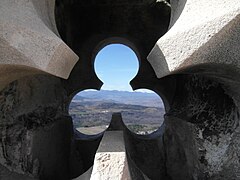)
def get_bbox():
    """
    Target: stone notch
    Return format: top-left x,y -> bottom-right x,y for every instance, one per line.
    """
107,112 -> 126,131
148,0 -> 240,78
90,113 -> 131,180
0,0 -> 79,91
